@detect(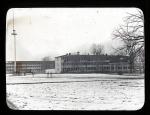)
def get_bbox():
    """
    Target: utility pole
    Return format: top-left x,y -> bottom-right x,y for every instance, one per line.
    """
11,9 -> 17,75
